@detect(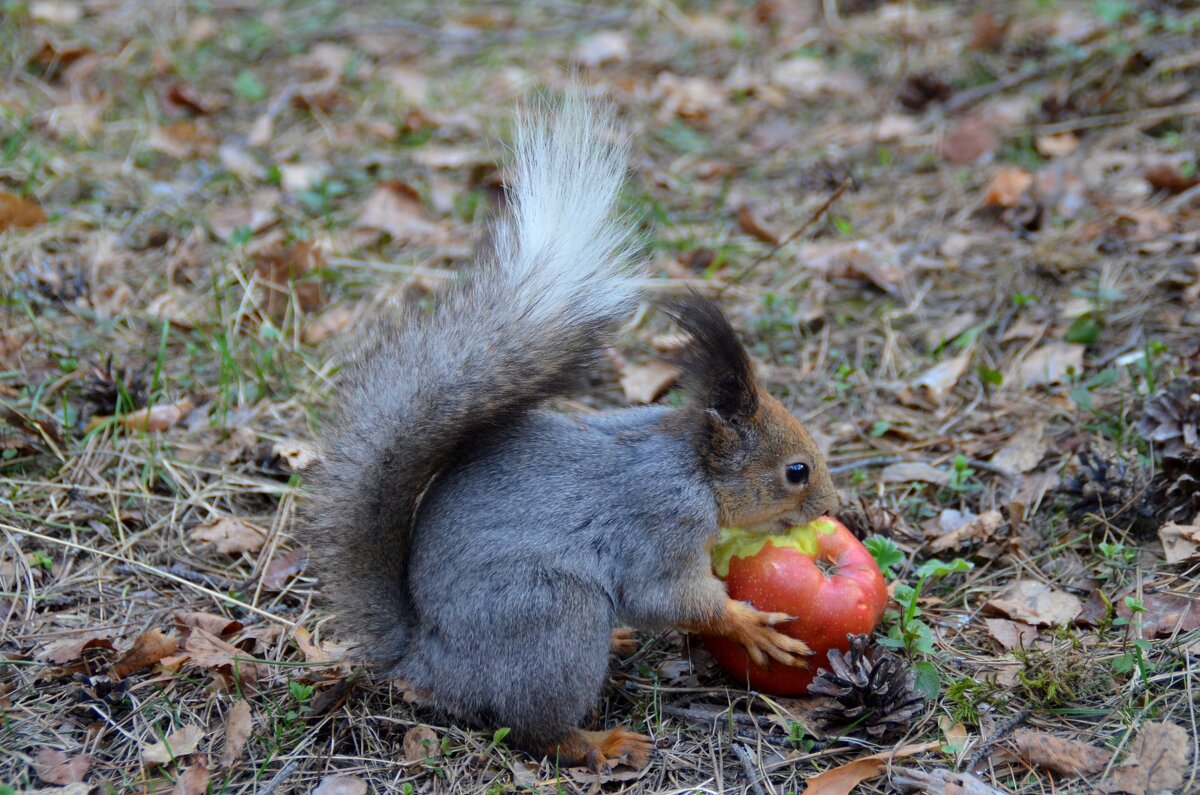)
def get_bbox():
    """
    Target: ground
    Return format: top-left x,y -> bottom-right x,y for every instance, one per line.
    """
2,0 -> 1199,793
